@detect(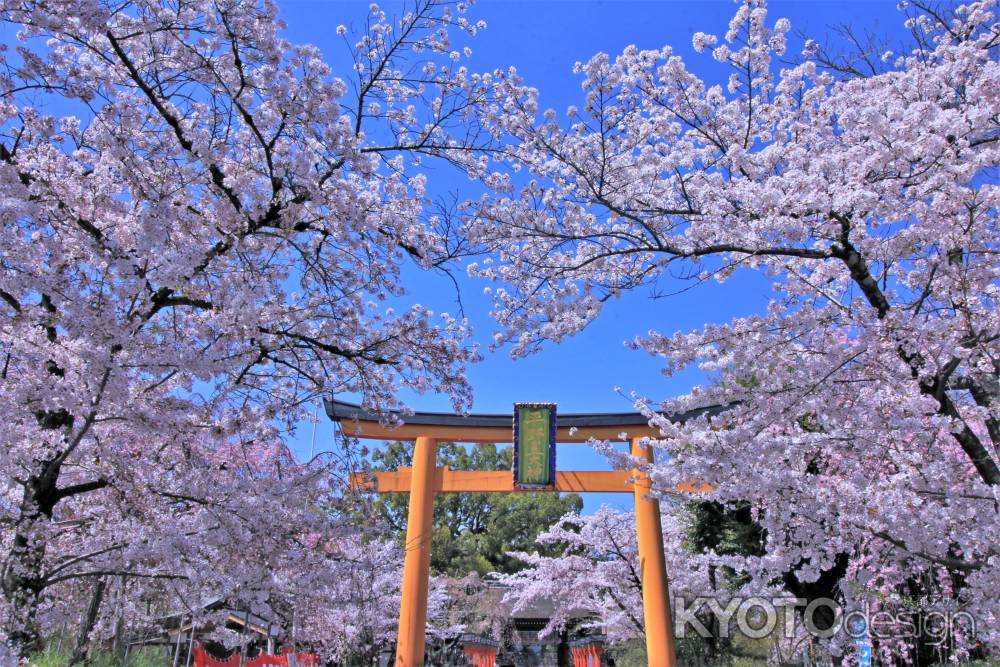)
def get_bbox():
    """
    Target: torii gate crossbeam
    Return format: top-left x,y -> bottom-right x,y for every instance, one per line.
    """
326,399 -> 721,667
